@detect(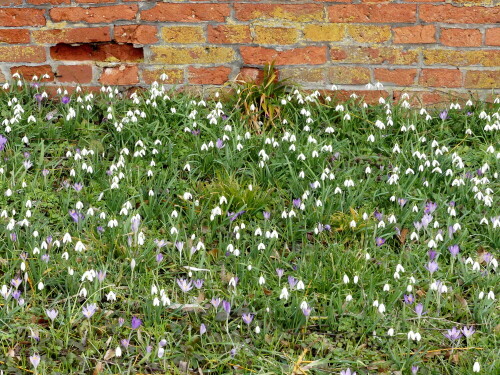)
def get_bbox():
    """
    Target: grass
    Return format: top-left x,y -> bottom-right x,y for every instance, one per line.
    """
0,77 -> 498,375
